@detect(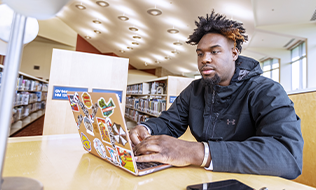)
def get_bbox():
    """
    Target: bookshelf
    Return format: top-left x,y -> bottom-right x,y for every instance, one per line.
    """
0,64 -> 48,136
125,76 -> 194,124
